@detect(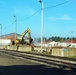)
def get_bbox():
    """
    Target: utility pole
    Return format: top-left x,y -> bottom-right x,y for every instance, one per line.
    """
14,15 -> 17,45
0,24 -> 2,45
0,24 -> 2,37
71,31 -> 73,44
39,0 -> 44,52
